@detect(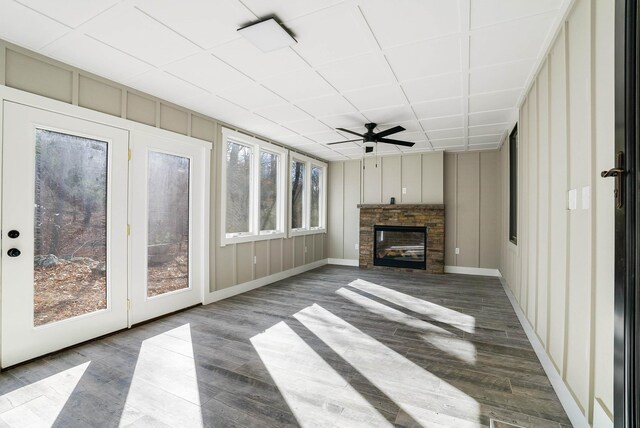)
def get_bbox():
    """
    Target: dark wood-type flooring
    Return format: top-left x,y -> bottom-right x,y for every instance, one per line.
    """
0,266 -> 572,427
